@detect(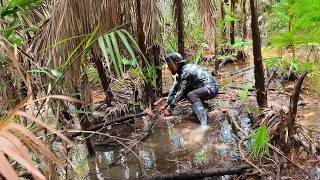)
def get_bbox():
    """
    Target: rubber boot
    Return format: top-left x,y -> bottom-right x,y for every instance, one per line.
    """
192,101 -> 208,125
